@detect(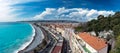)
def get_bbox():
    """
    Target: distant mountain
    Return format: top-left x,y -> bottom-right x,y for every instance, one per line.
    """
20,20 -> 80,23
